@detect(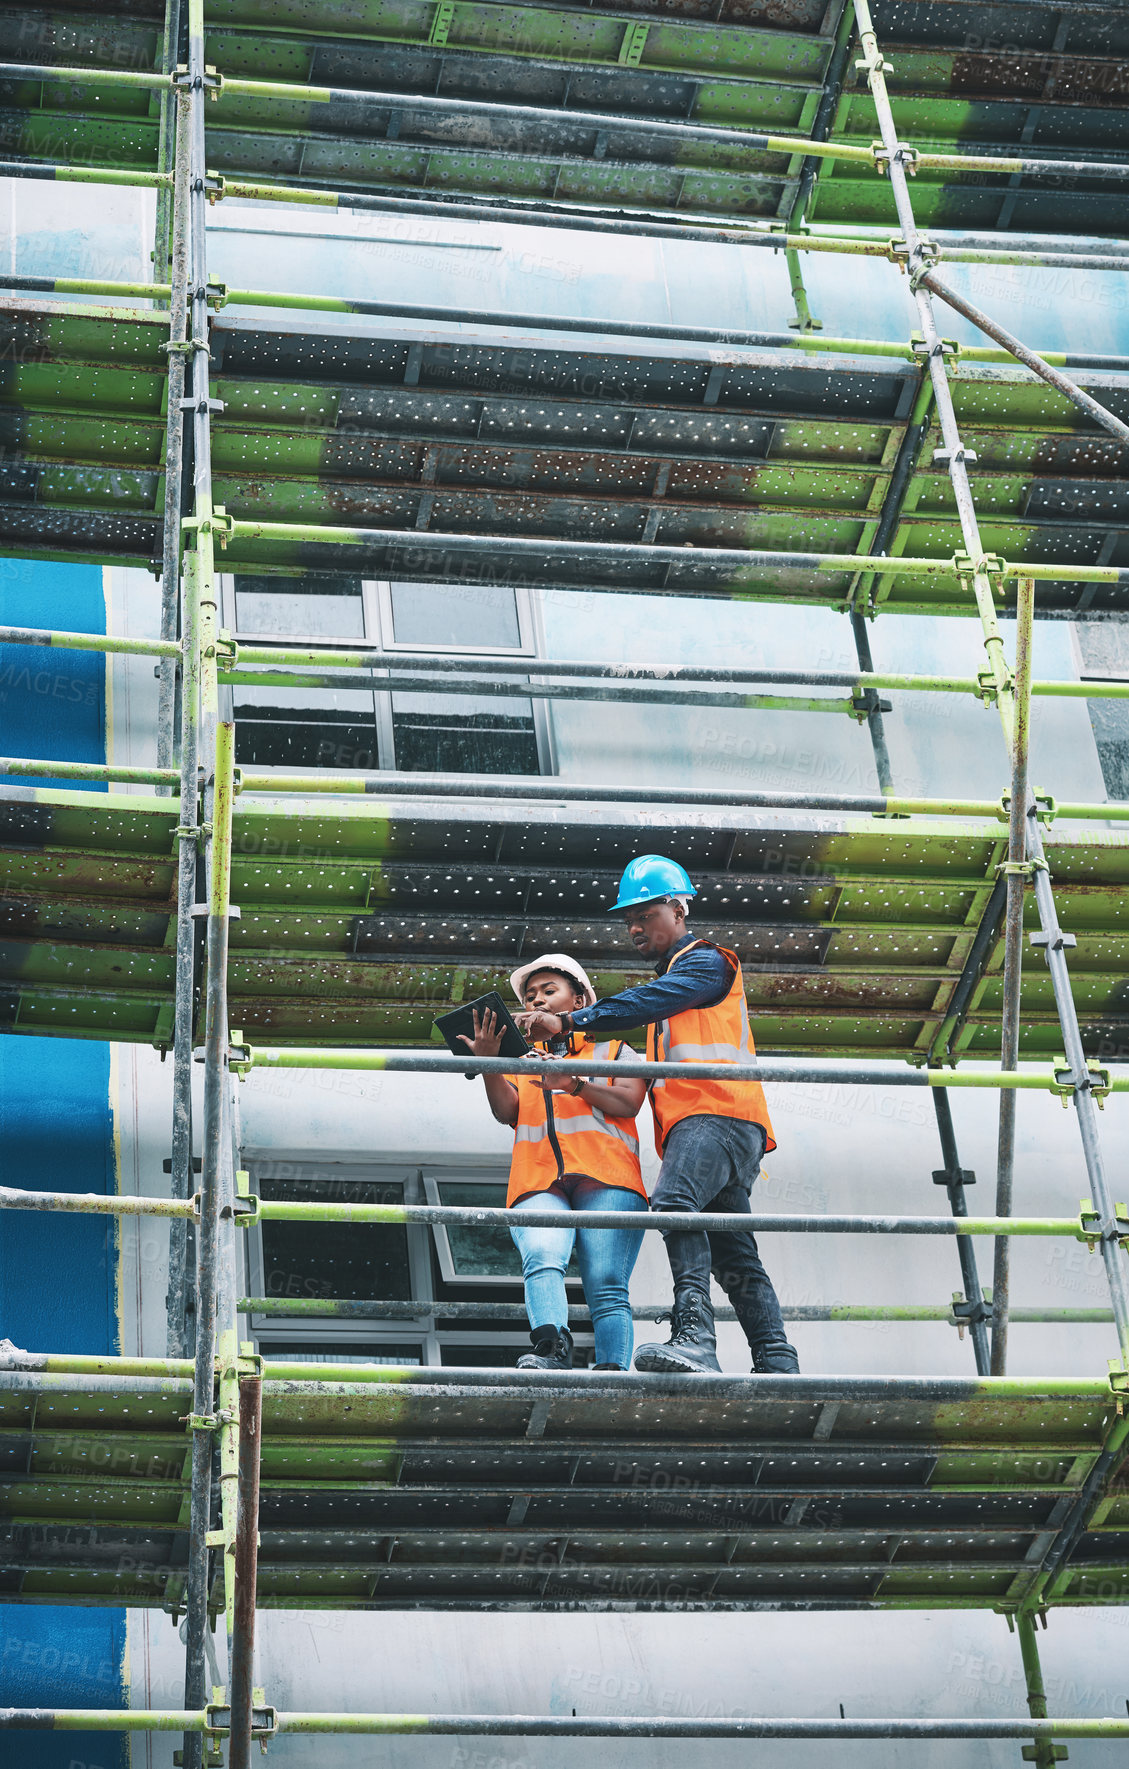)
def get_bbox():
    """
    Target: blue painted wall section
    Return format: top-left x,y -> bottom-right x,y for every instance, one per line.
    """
0,557 -> 107,792
0,555 -> 127,1765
